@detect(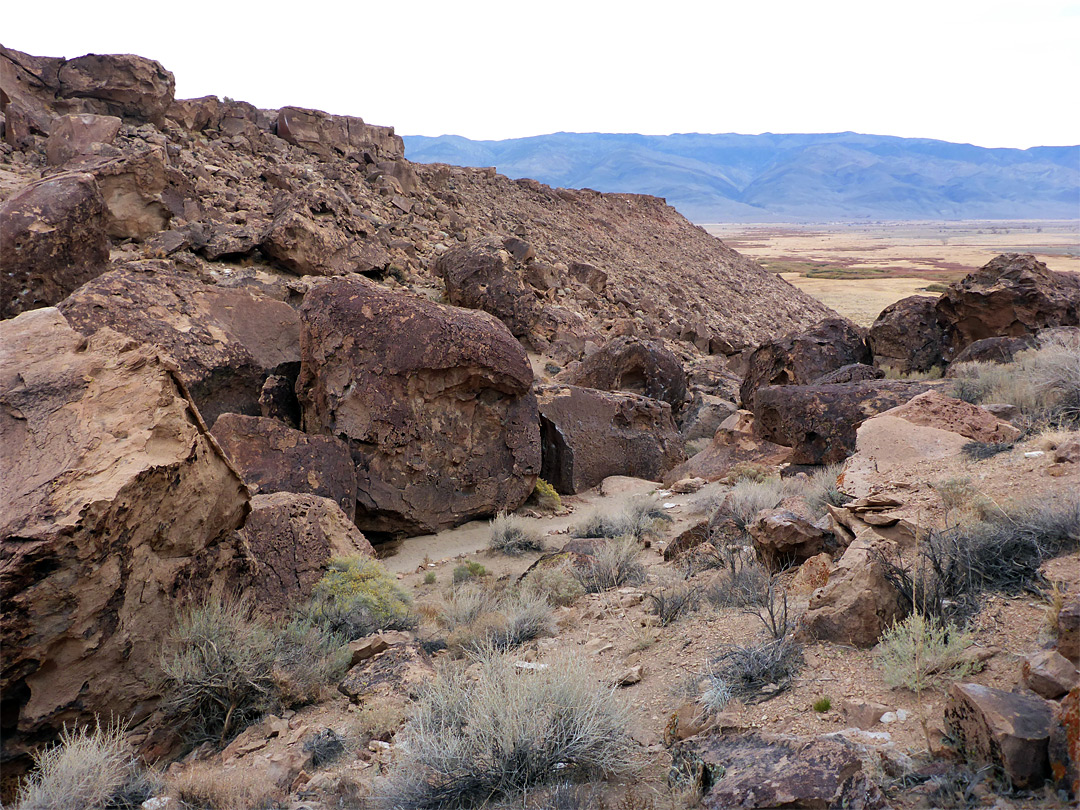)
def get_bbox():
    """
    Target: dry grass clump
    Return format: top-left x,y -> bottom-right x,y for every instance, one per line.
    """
377,648 -> 635,808
302,556 -> 418,640
705,638 -> 803,704
15,719 -> 155,810
875,612 -> 977,691
572,537 -> 646,593
529,478 -> 562,512
521,562 -> 586,607
436,585 -> 555,655
571,495 -> 671,541
700,551 -> 769,609
717,478 -> 788,532
489,511 -> 545,555
931,476 -> 1001,522
802,464 -> 853,517
166,762 -> 283,810
645,581 -> 700,626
